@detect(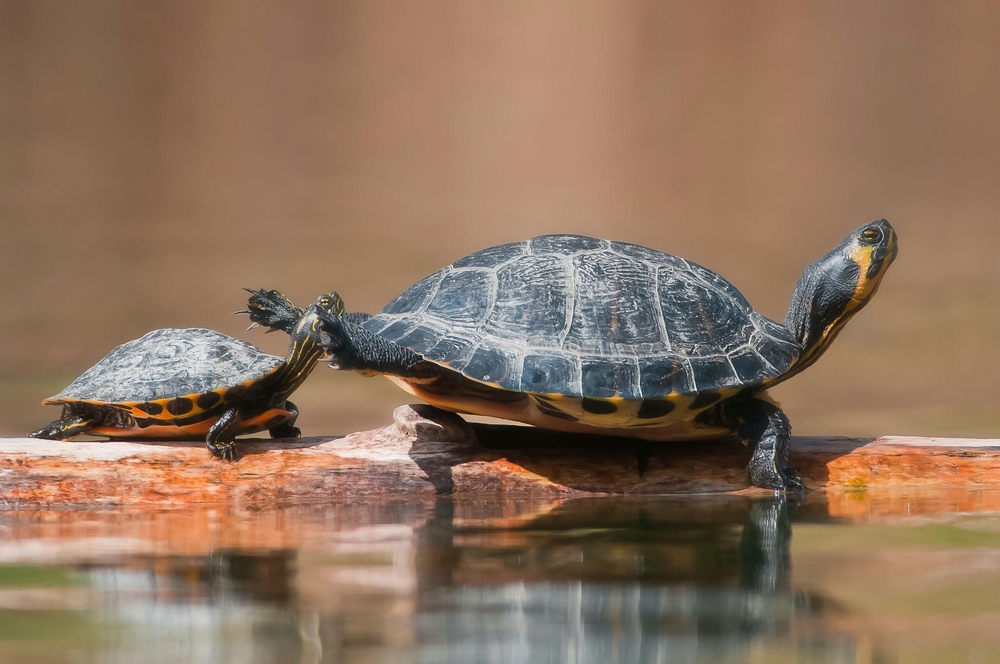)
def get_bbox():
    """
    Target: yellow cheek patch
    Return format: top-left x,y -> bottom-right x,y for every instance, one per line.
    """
850,239 -> 895,306
849,244 -> 875,300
